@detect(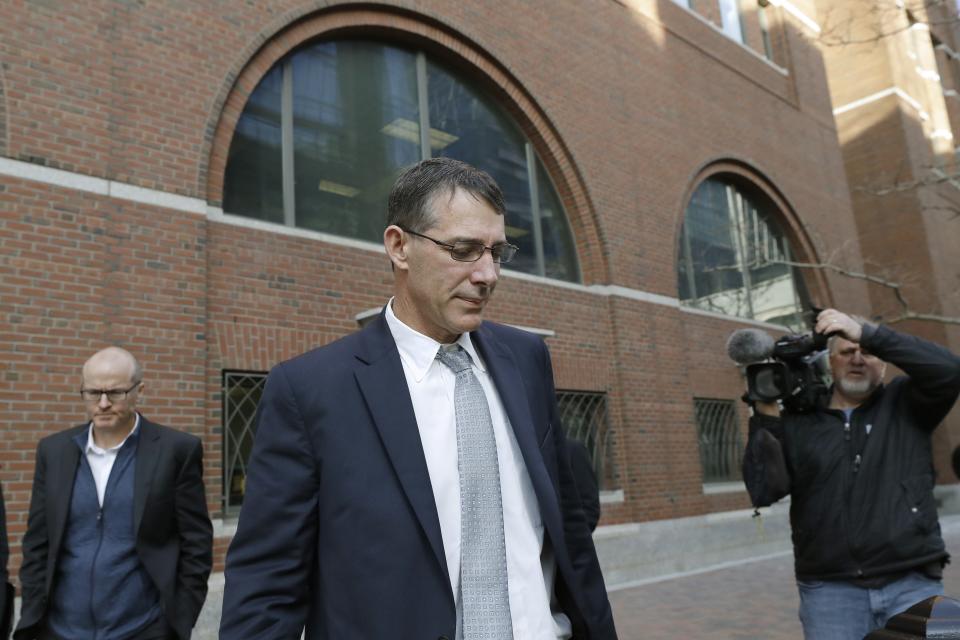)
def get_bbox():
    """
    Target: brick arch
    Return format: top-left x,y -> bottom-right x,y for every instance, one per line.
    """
674,157 -> 833,310
199,2 -> 609,284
